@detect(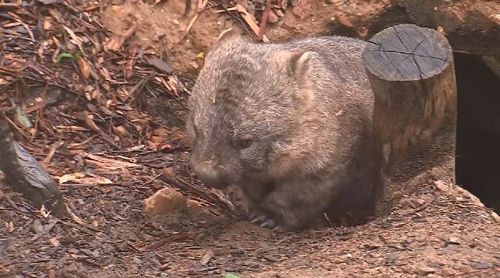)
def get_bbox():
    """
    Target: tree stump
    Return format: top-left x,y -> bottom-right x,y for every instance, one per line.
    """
362,24 -> 457,214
